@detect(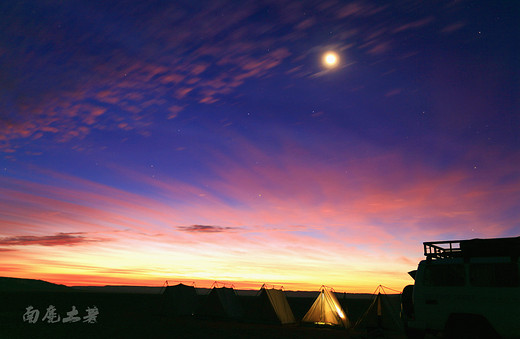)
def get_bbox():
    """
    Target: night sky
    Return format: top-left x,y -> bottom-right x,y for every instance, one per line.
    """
1,0 -> 518,291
